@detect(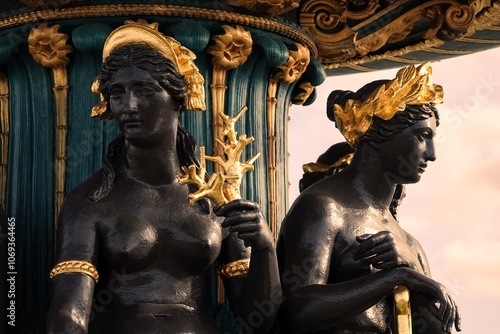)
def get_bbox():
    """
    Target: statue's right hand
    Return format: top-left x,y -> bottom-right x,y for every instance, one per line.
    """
401,268 -> 461,333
